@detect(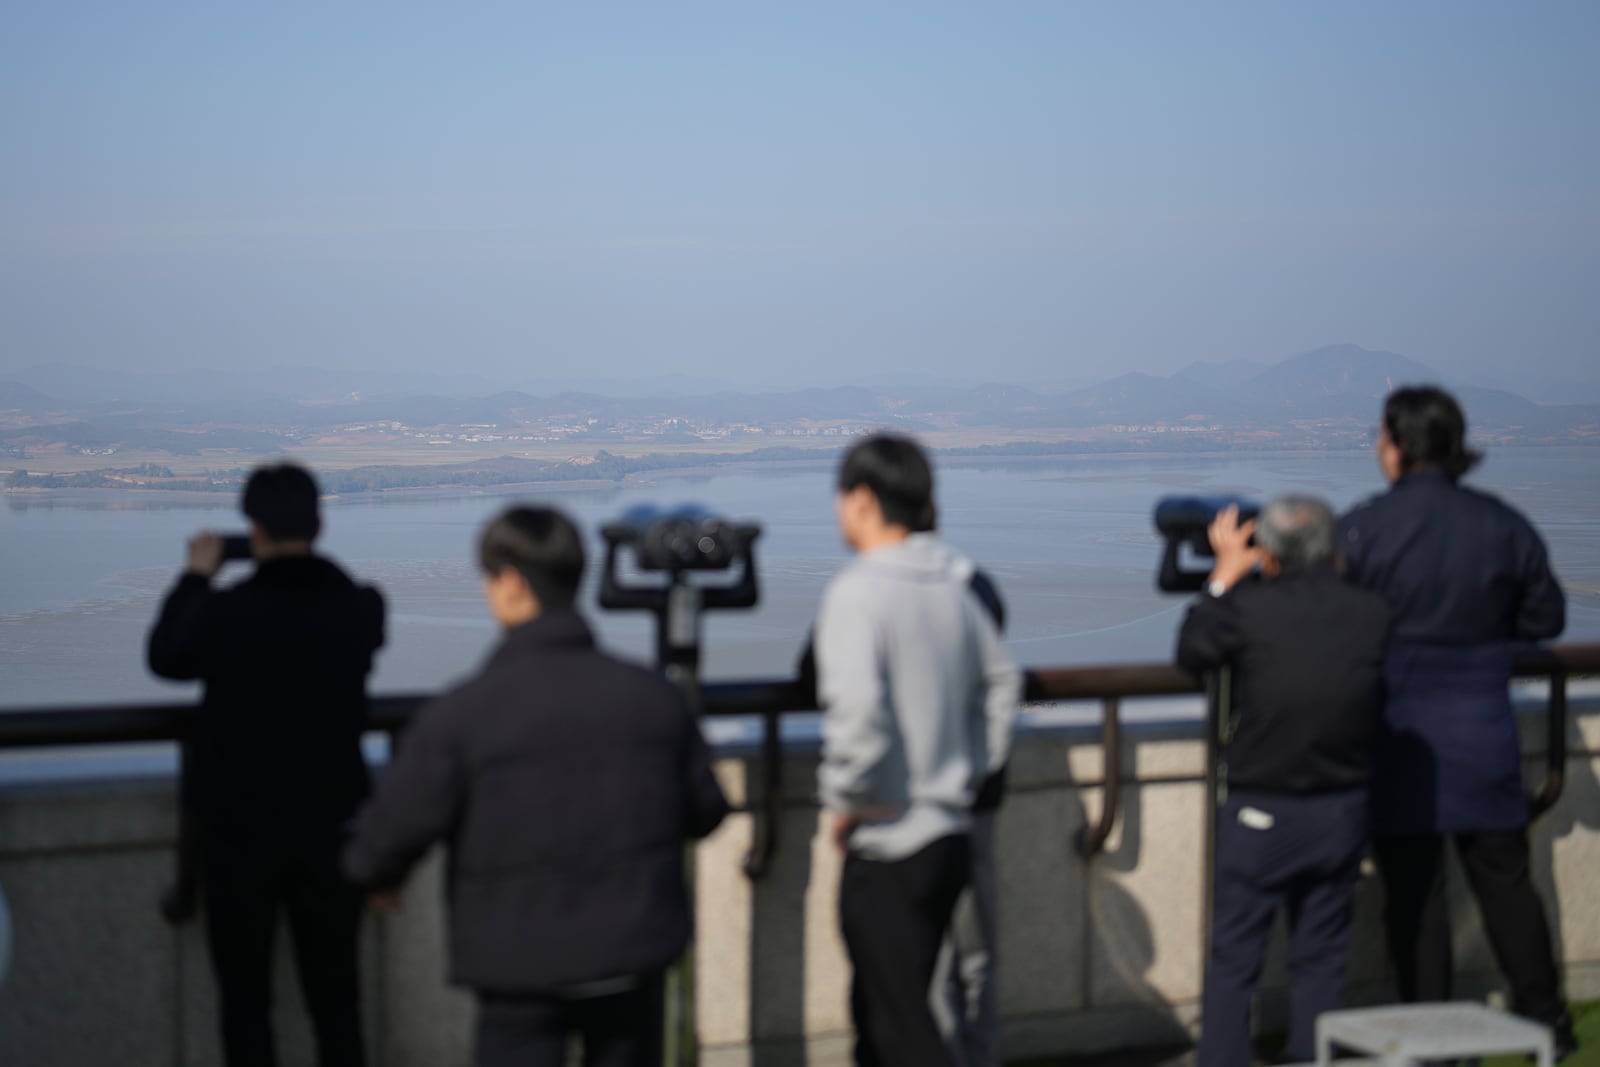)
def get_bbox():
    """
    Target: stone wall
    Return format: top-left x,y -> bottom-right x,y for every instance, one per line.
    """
2,693 -> 1596,1066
